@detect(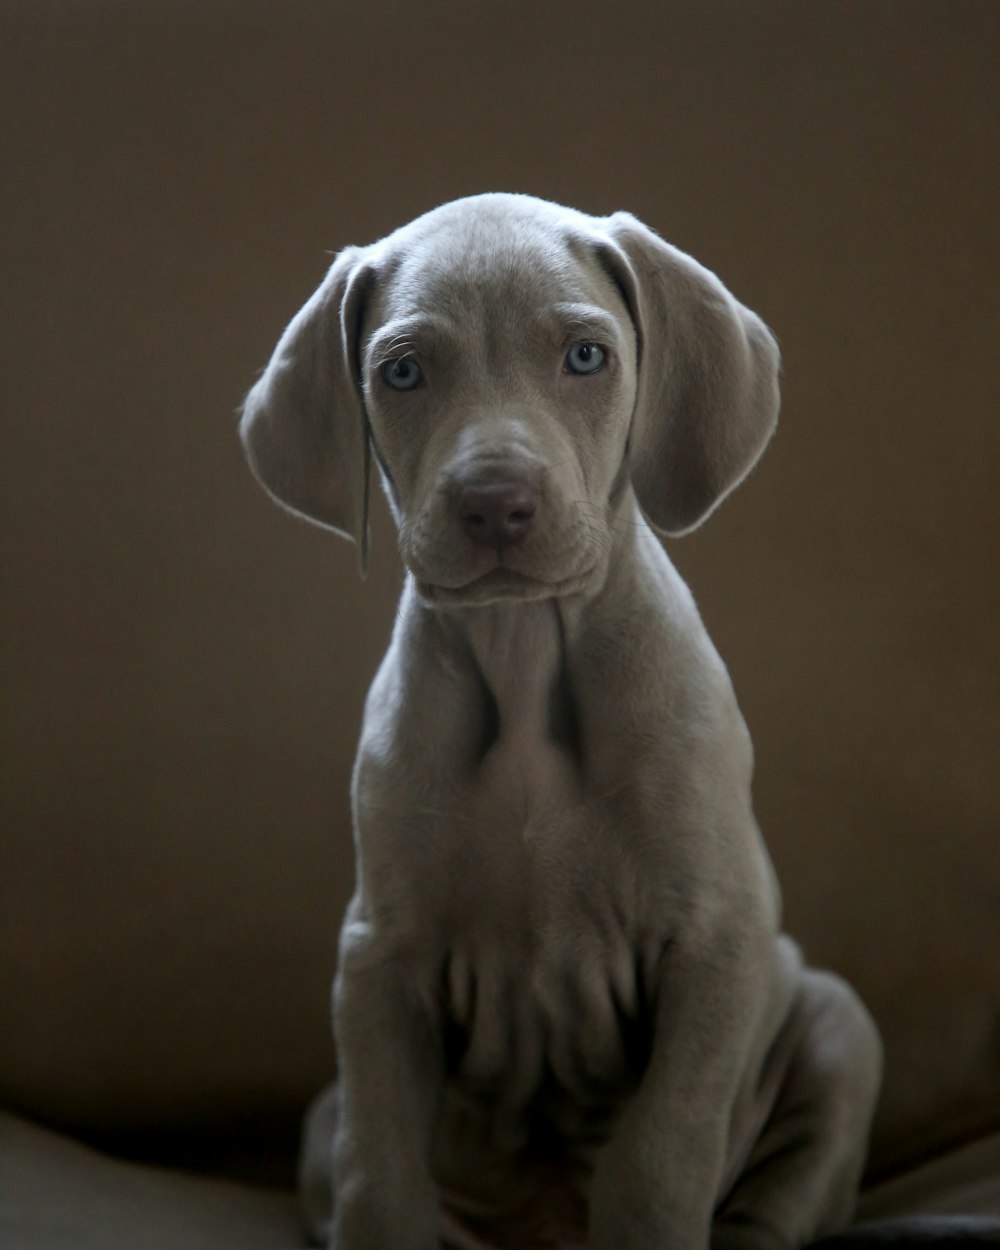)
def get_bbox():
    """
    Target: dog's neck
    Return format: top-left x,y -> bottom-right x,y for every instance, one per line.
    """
457,596 -> 574,751
420,506 -> 671,774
